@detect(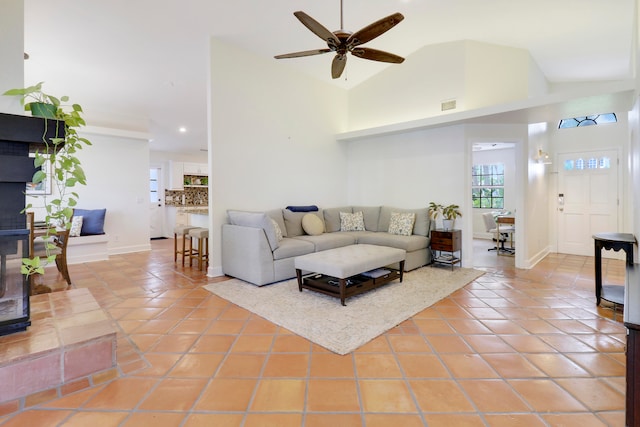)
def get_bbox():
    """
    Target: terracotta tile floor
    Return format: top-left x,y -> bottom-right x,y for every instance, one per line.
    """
0,238 -> 628,426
